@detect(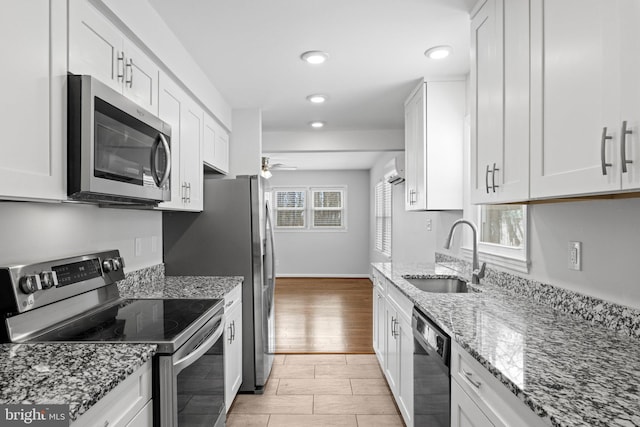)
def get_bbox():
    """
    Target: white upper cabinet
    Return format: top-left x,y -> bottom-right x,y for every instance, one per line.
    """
157,72 -> 203,212
0,0 -> 66,201
529,0 -> 632,198
69,0 -> 158,114
404,81 -> 465,211
470,0 -> 529,204
203,113 -> 230,175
